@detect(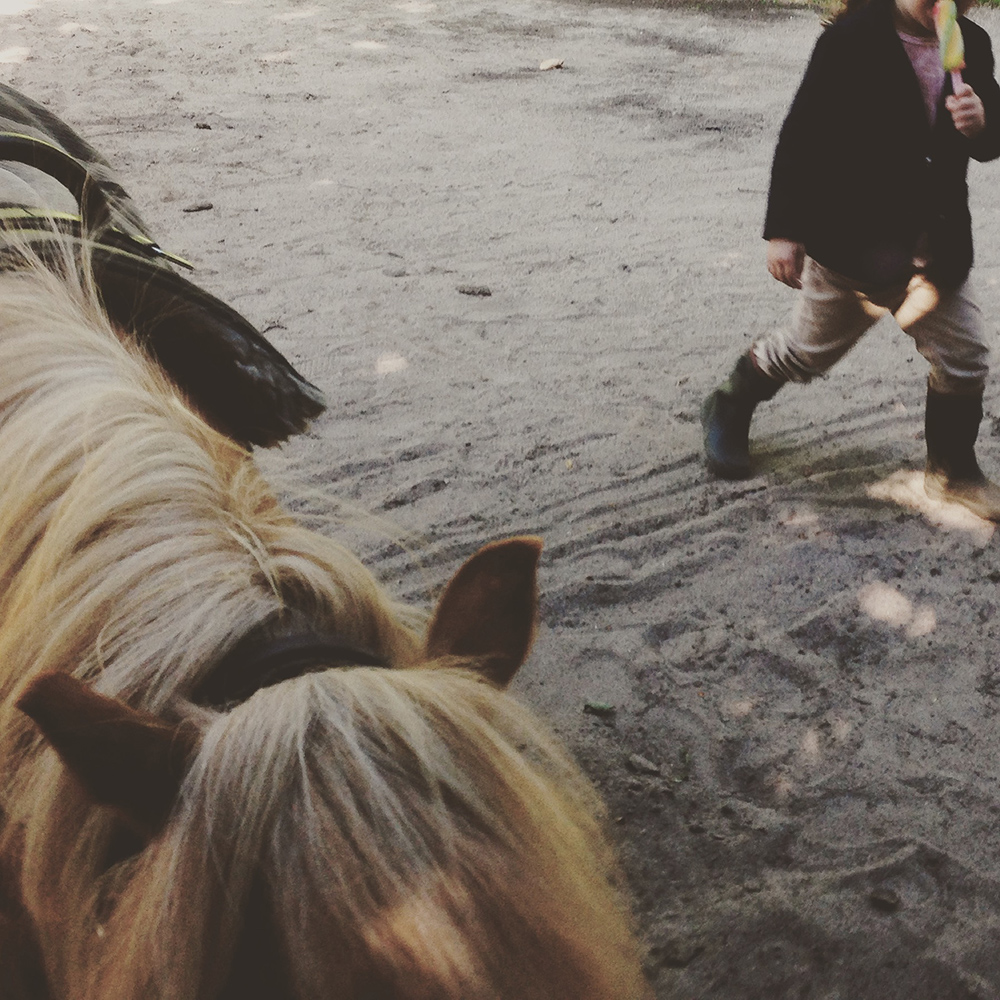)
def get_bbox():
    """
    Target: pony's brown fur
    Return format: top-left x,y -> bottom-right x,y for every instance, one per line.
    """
0,245 -> 650,999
